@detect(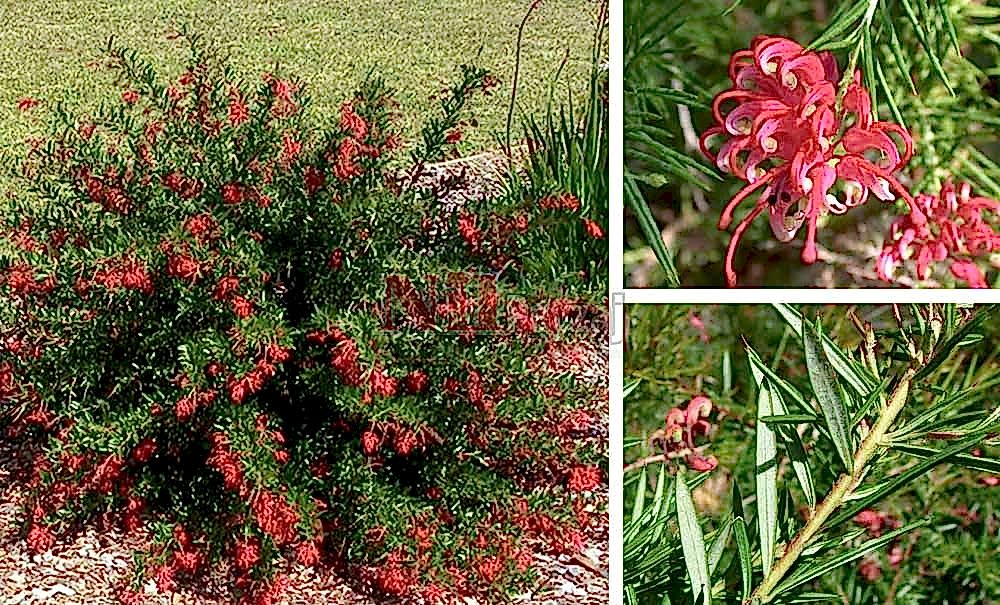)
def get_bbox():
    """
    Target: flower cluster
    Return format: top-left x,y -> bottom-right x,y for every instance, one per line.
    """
656,395 -> 718,471
701,36 -> 915,286
877,180 -> 1000,287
